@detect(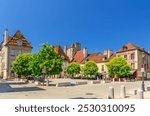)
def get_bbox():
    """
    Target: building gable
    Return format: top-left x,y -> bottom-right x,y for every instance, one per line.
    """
7,30 -> 32,48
